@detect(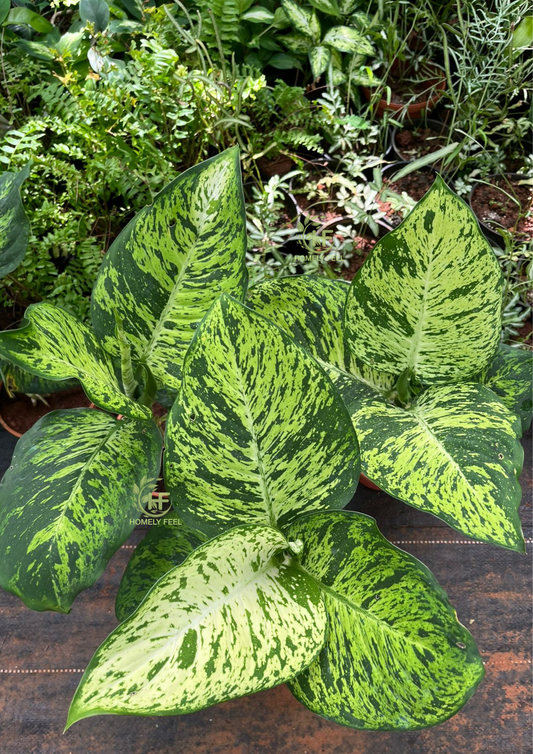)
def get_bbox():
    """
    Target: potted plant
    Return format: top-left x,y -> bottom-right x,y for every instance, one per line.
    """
0,151 -> 529,737
247,176 -> 531,551
469,173 -> 533,245
391,118 -> 452,164
362,60 -> 446,118
371,162 -> 438,228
